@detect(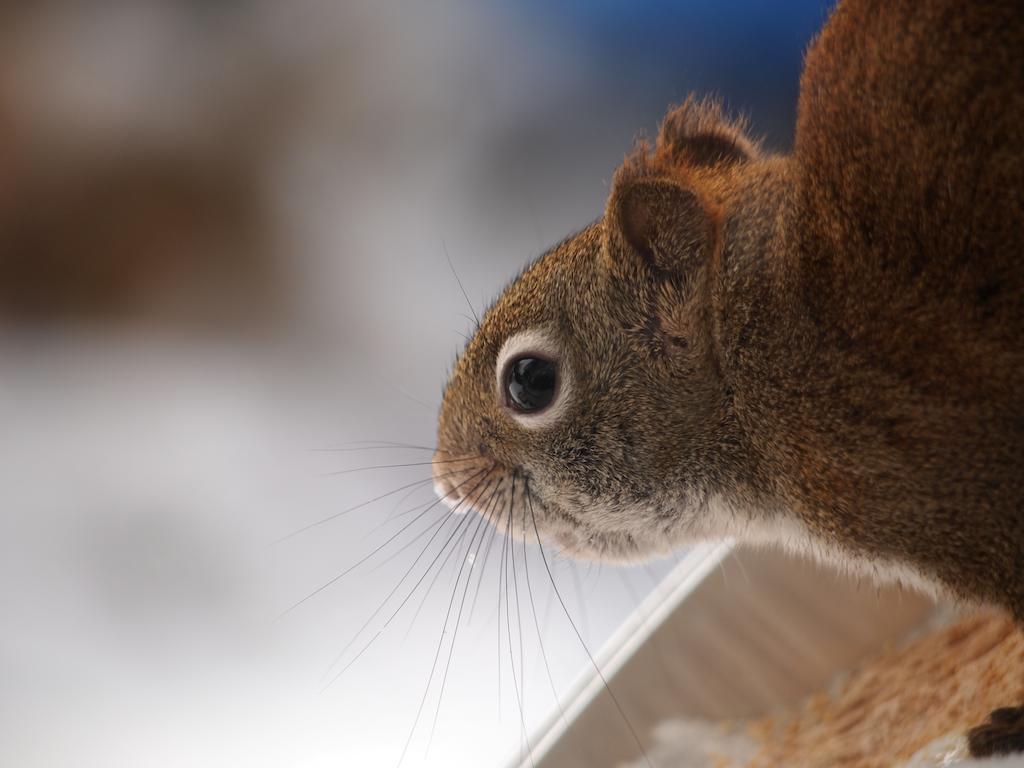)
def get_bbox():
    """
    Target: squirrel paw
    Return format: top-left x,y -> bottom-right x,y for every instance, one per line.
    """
967,706 -> 1024,757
